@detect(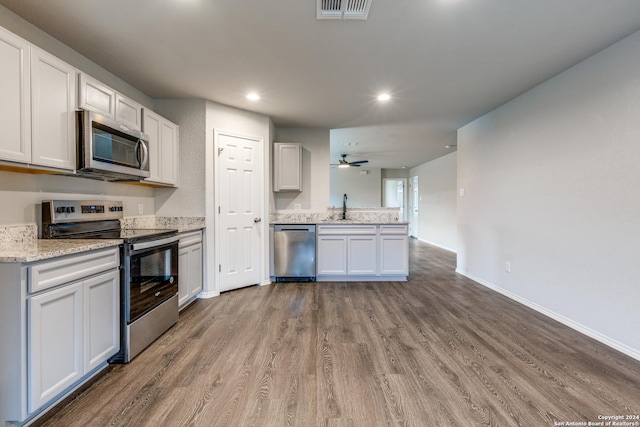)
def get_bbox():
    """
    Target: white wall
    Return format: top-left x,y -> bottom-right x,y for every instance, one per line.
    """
410,152 -> 457,252
457,31 -> 640,359
153,99 -> 207,216
273,128 -> 330,212
330,167 -> 382,207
